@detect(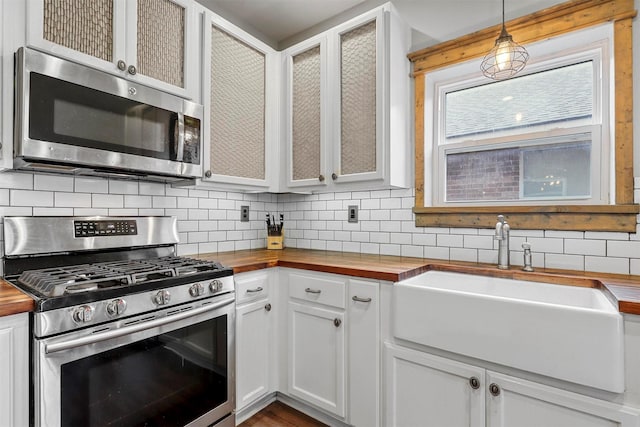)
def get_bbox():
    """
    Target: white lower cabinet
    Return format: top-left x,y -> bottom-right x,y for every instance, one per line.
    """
235,271 -> 274,411
288,301 -> 346,417
348,279 -> 380,427
0,313 -> 29,427
385,343 -> 640,427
